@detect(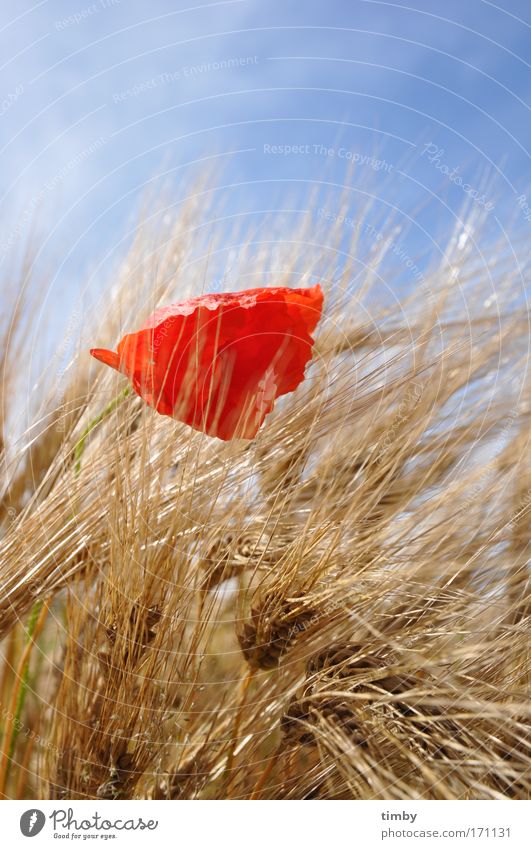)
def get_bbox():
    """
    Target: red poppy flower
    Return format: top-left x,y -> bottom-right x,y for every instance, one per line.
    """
90,284 -> 323,440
